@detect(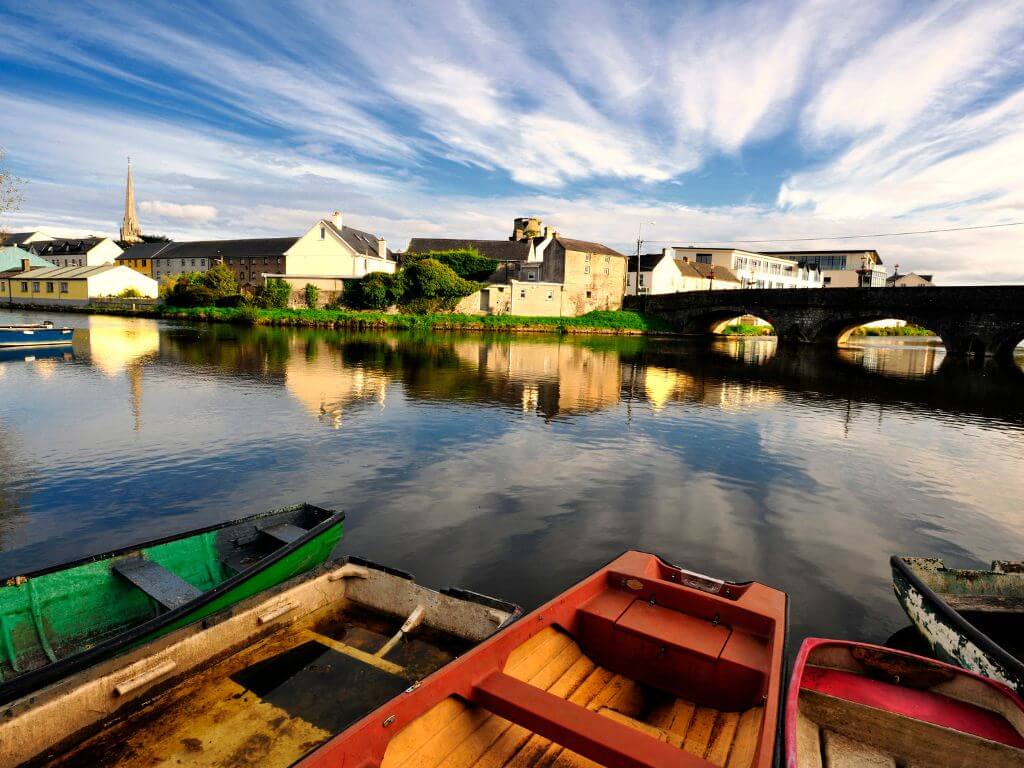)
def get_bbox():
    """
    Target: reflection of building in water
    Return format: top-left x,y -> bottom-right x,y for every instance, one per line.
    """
0,423 -> 31,551
285,338 -> 388,428
73,316 -> 161,376
640,366 -> 782,411
452,339 -> 621,417
839,340 -> 944,379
